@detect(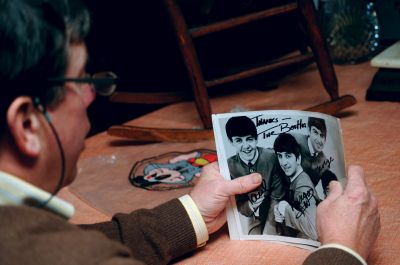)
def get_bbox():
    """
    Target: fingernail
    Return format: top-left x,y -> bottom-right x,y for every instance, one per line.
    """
252,174 -> 262,184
